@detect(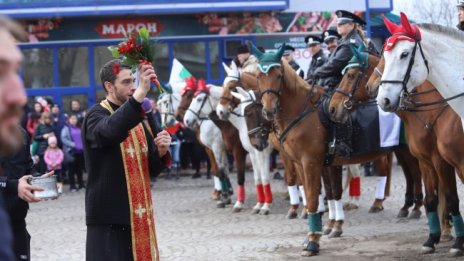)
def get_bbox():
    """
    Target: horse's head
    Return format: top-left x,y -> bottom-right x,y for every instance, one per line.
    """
157,93 -> 180,127
183,88 -> 213,128
378,12 -> 429,112
231,87 -> 271,151
217,62 -> 241,120
251,43 -> 286,121
366,55 -> 385,98
329,44 -> 380,123
175,76 -> 197,121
